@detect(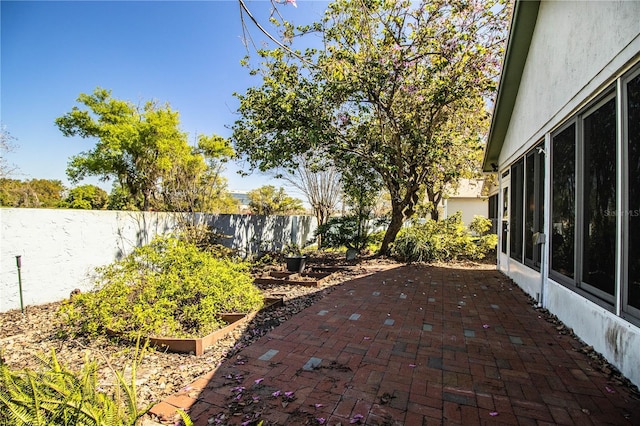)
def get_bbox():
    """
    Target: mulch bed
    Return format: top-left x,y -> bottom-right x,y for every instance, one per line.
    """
0,255 -> 393,411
